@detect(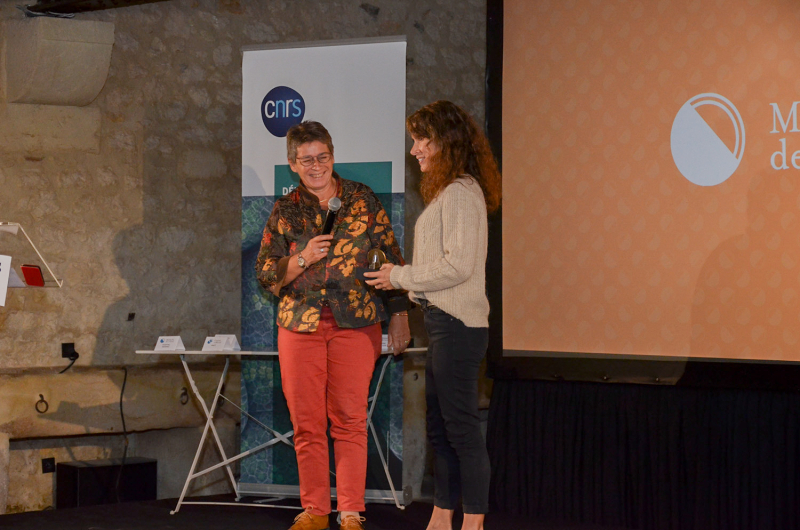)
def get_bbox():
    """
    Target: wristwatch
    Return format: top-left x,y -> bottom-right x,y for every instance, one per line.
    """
297,253 -> 308,269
